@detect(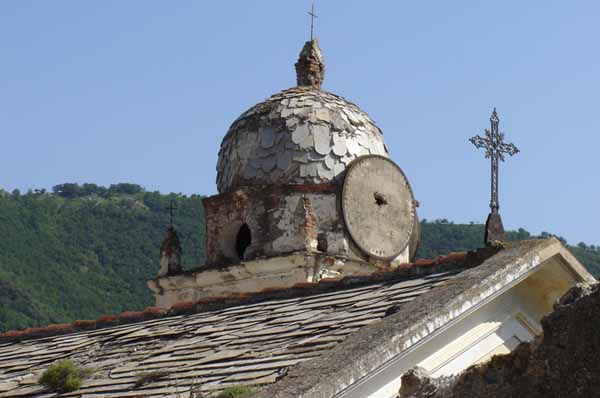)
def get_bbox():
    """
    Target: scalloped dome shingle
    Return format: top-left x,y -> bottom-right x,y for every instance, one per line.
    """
216,86 -> 388,193
216,40 -> 389,193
